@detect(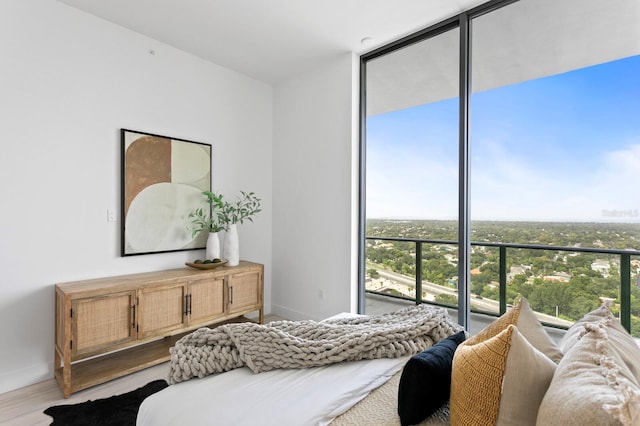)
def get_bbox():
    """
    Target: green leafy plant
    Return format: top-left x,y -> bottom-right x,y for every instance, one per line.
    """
221,191 -> 262,225
187,190 -> 262,237
187,191 -> 226,237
